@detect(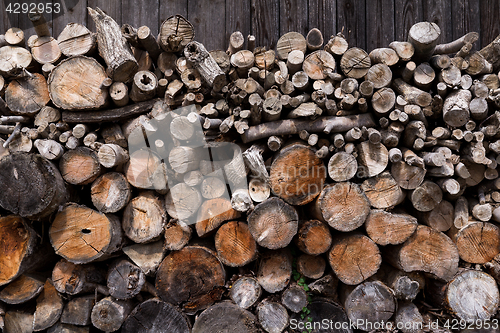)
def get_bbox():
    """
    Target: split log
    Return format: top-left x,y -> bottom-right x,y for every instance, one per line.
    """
257,248 -> 292,293
215,220 -> 257,267
384,225 -> 459,281
57,23 -> 96,57
361,171 -> 404,208
294,219 -> 332,255
107,259 -> 145,299
0,153 -> 68,219
452,221 -> 500,264
91,297 -> 133,332
247,197 -> 298,249
329,233 -> 382,285
90,172 -> 131,213
5,73 -> 49,115
192,301 -> 259,333
51,259 -> 106,295
0,274 -> 44,304
408,22 -> 441,62
184,41 -> 226,91
156,246 -> 225,313
365,210 -> 418,246
122,241 -> 164,276
340,47 -> 371,79
122,191 -> 166,243
33,279 -> 64,331
88,7 -> 138,82
230,276 -> 262,309
59,147 -> 102,185
49,203 -> 123,264
48,56 -> 108,110
158,15 -> 194,53
195,197 -> 240,237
